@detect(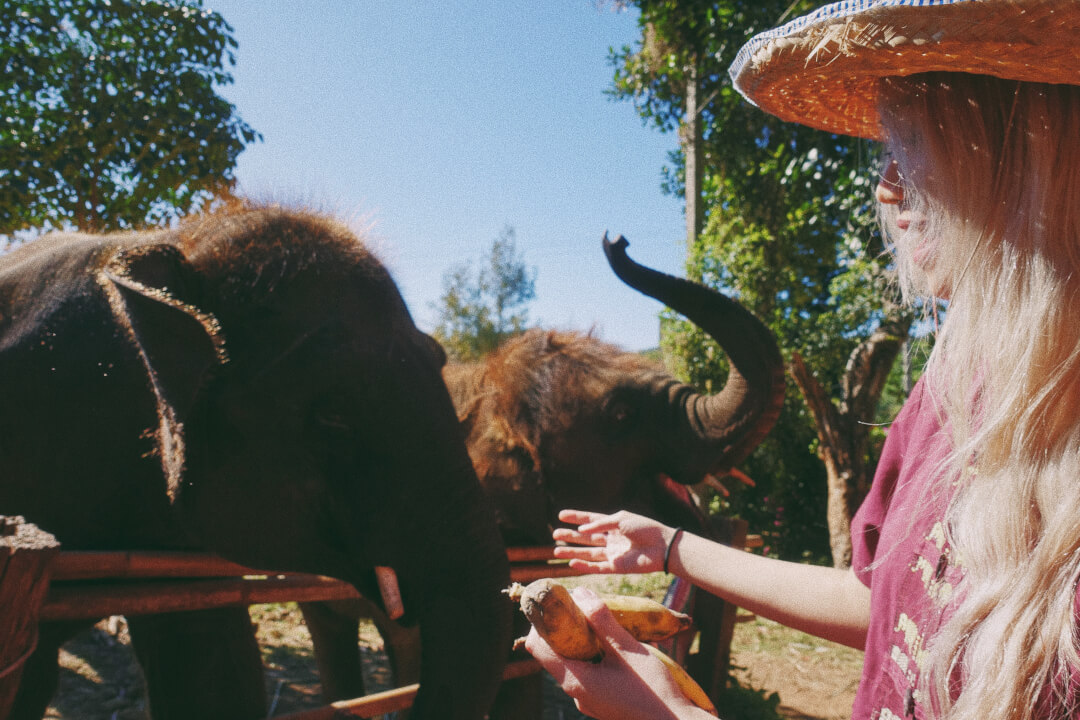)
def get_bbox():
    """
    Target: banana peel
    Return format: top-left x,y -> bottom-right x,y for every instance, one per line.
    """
506,578 -> 717,716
